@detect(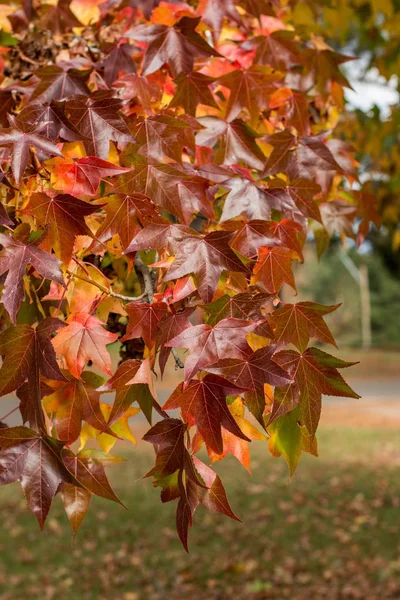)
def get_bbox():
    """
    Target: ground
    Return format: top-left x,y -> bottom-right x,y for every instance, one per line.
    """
1,350 -> 400,599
